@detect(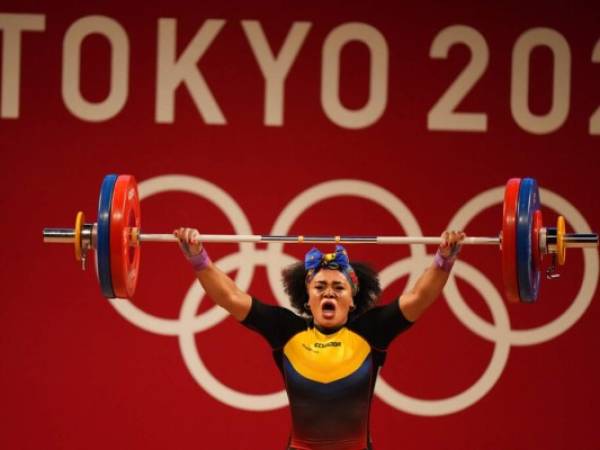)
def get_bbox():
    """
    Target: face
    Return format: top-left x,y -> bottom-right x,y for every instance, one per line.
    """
306,269 -> 355,328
